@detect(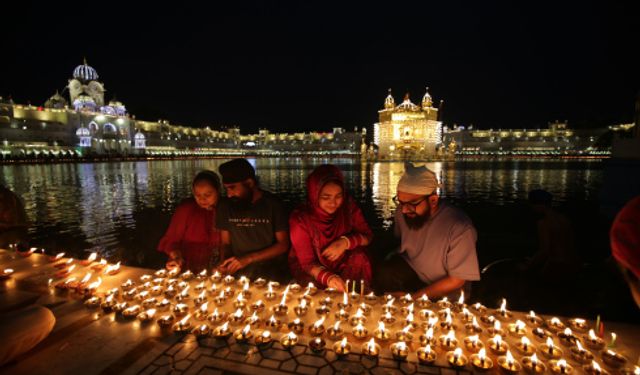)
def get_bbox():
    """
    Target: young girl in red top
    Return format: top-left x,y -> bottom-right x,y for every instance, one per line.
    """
288,164 -> 373,291
158,170 -> 222,272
